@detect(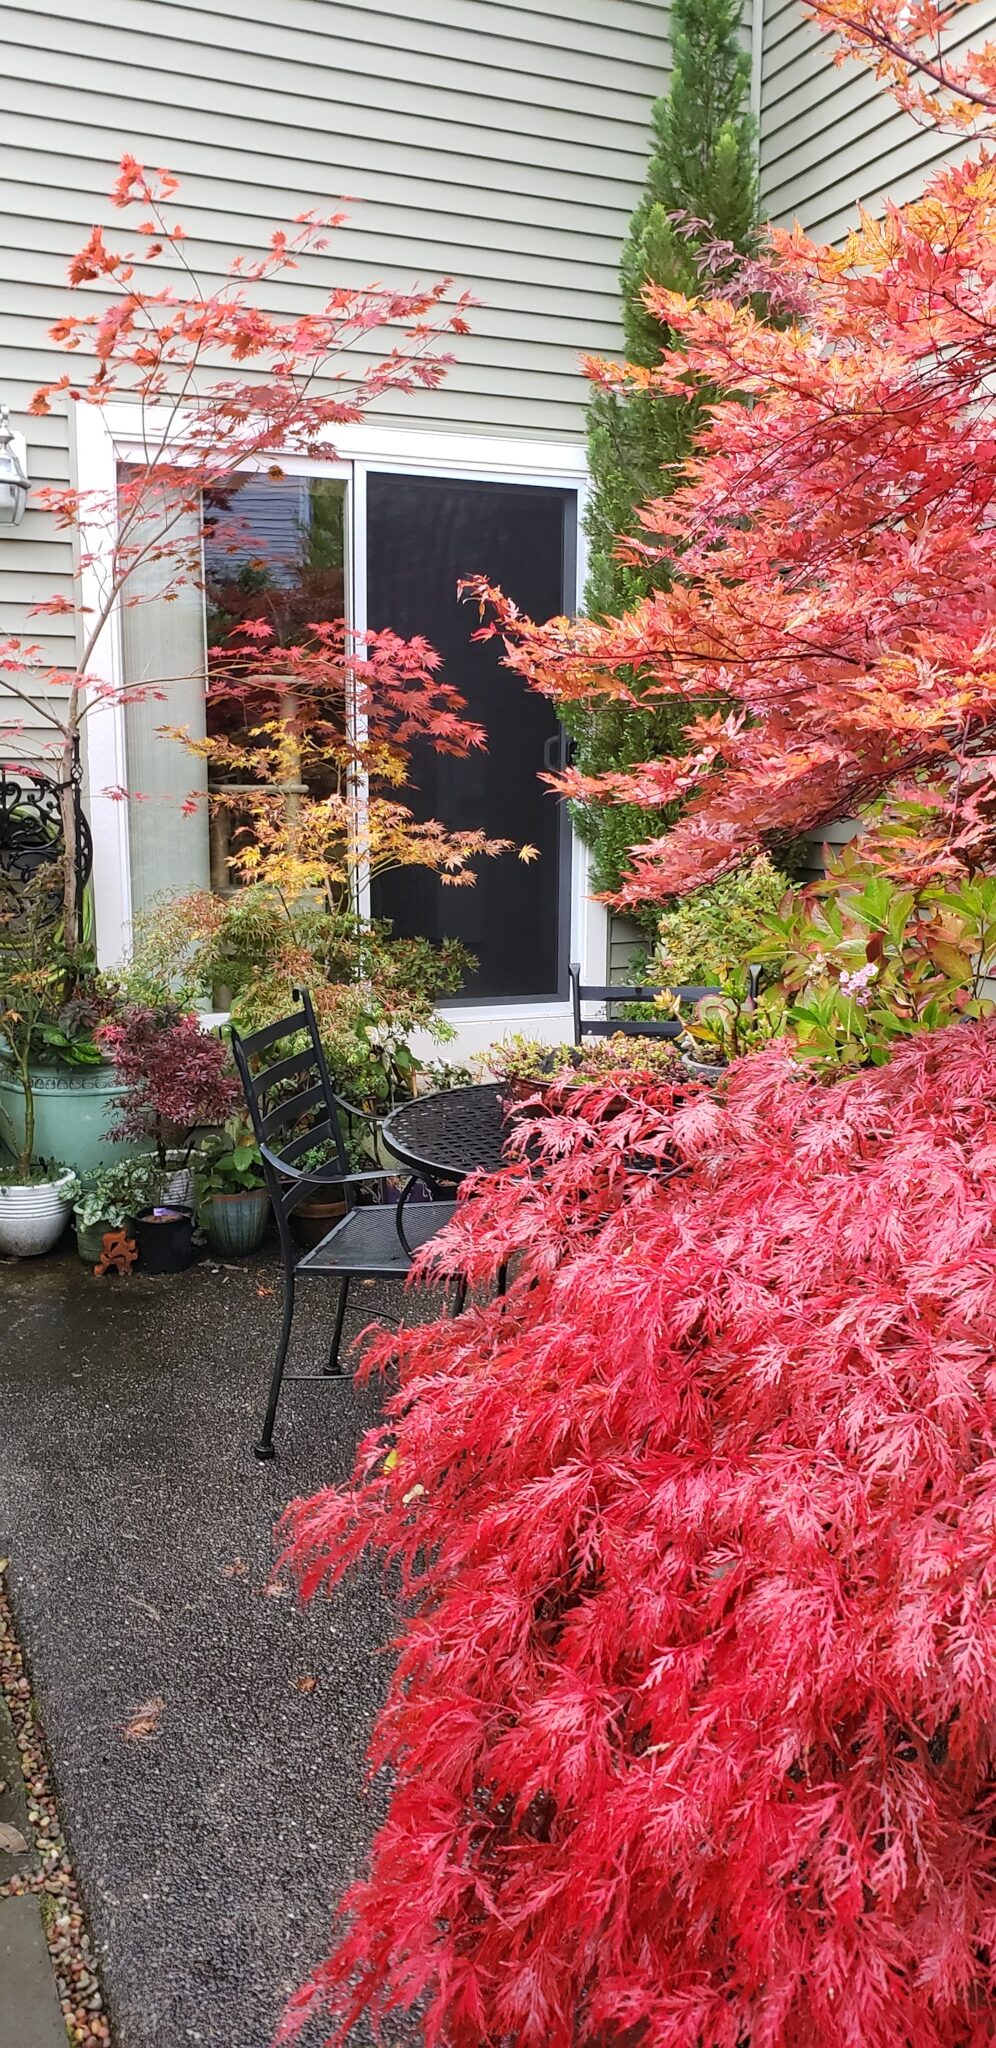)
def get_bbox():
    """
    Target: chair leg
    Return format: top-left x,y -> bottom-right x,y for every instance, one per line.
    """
324,1275 -> 350,1375
496,1262 -> 508,1297
450,1273 -> 468,1316
255,1271 -> 295,1461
